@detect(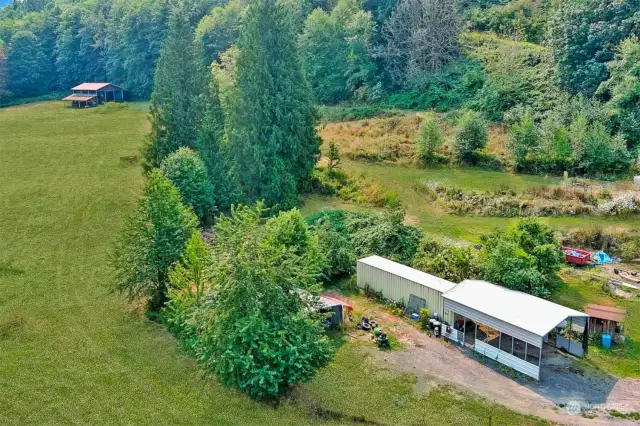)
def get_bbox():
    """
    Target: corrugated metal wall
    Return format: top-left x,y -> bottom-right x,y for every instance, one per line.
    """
475,341 -> 540,380
357,261 -> 446,317
444,299 -> 542,346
